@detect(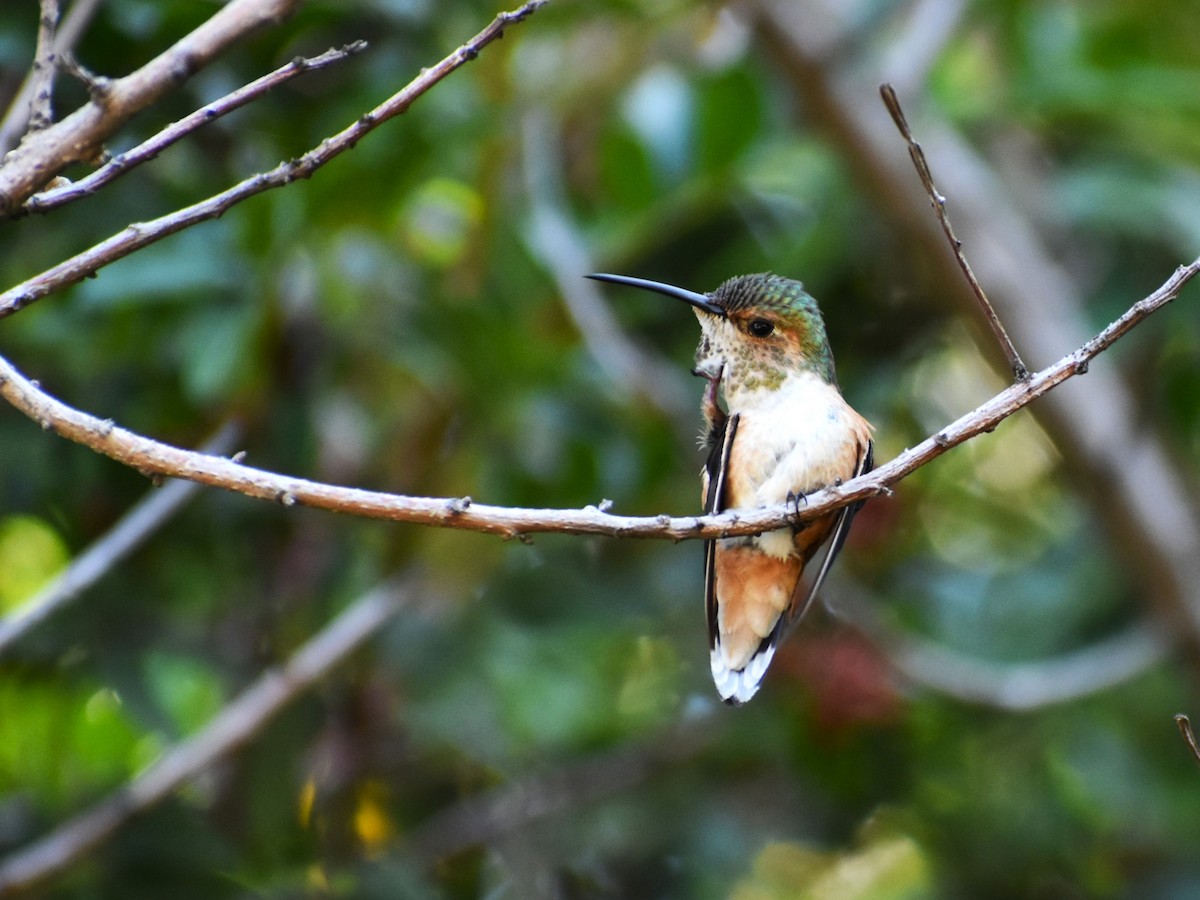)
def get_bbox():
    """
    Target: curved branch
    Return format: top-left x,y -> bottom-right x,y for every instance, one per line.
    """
0,0 -> 301,216
1,258 -> 1194,539
24,43 -> 369,215
754,0 -> 1200,656
1175,715 -> 1200,769
0,0 -> 549,319
520,110 -> 693,423
881,621 -> 1165,712
0,576 -> 415,897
